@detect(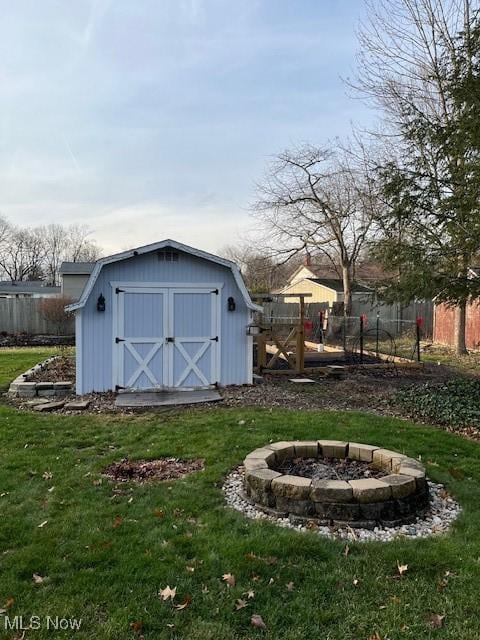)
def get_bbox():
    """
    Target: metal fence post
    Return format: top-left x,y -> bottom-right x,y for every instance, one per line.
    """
359,315 -> 364,364
376,312 -> 380,358
416,317 -> 422,362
